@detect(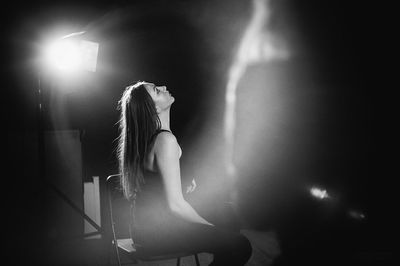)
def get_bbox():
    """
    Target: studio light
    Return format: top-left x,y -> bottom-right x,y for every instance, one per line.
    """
43,31 -> 99,74
35,30 -> 103,241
